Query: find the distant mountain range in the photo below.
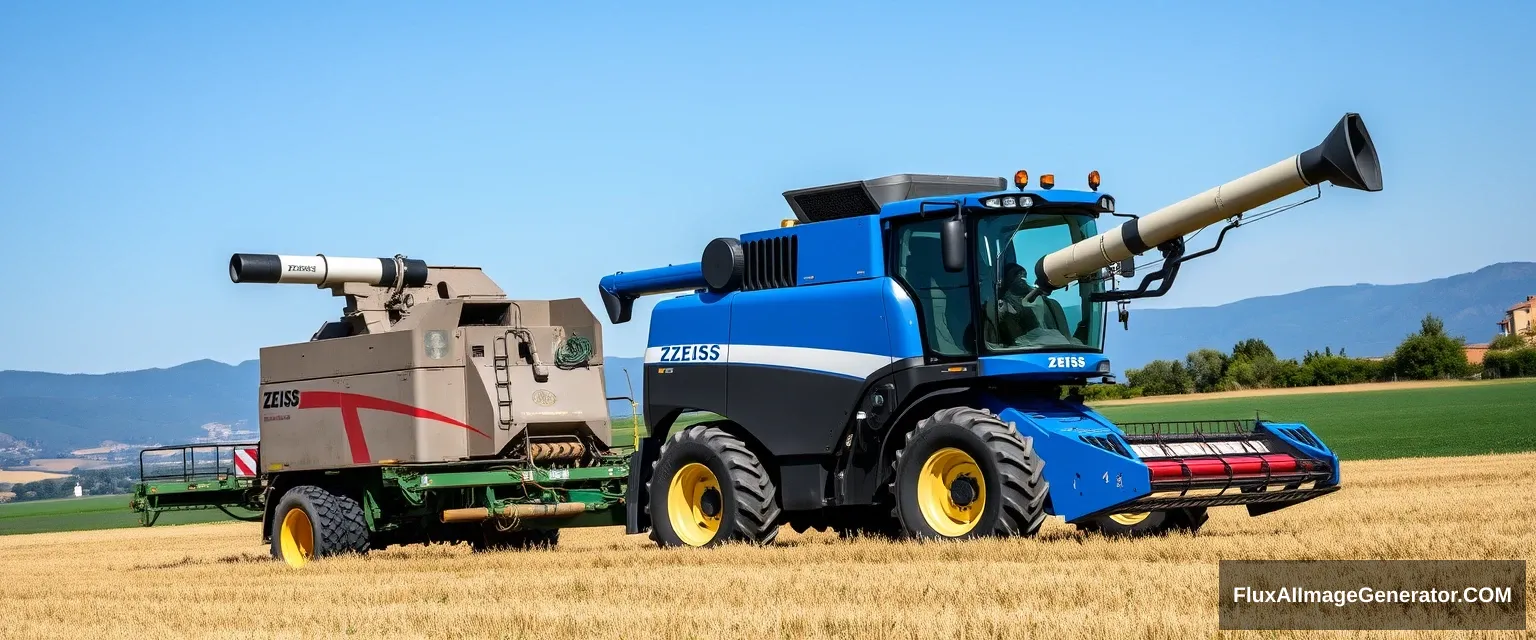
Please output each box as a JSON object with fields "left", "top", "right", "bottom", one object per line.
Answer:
{"left": 0, "top": 360, "right": 260, "bottom": 454}
{"left": 1107, "top": 262, "right": 1535, "bottom": 369}
{"left": 0, "top": 357, "right": 646, "bottom": 456}
{"left": 2, "top": 263, "right": 1530, "bottom": 454}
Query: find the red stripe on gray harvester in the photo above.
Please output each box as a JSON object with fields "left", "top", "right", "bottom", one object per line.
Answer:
{"left": 297, "top": 391, "right": 490, "bottom": 464}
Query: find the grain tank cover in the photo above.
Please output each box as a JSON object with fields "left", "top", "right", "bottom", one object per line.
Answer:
{"left": 783, "top": 173, "right": 1006, "bottom": 223}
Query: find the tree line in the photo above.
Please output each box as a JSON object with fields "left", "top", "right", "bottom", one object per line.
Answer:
{"left": 1484, "top": 322, "right": 1536, "bottom": 378}
{"left": 1091, "top": 314, "right": 1513, "bottom": 399}
{"left": 4, "top": 465, "right": 138, "bottom": 502}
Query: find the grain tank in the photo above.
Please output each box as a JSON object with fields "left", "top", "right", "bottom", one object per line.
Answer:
{"left": 230, "top": 253, "right": 614, "bottom": 471}
{"left": 199, "top": 254, "right": 635, "bottom": 566}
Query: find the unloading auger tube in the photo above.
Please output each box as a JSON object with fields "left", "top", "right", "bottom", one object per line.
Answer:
{"left": 229, "top": 253, "right": 429, "bottom": 288}
{"left": 1033, "top": 113, "right": 1383, "bottom": 290}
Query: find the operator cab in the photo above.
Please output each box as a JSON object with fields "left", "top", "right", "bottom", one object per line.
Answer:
{"left": 784, "top": 173, "right": 1115, "bottom": 363}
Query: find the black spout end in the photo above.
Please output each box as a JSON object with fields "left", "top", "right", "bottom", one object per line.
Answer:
{"left": 1299, "top": 113, "right": 1382, "bottom": 192}
{"left": 229, "top": 253, "right": 281, "bottom": 283}
{"left": 600, "top": 286, "right": 634, "bottom": 324}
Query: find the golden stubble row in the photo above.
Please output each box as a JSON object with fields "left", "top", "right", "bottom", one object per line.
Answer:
{"left": 2, "top": 452, "right": 1532, "bottom": 640}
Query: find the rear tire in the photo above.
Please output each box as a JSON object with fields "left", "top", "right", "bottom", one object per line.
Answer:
{"left": 269, "top": 485, "right": 369, "bottom": 567}
{"left": 1074, "top": 508, "right": 1208, "bottom": 537}
{"left": 647, "top": 424, "right": 781, "bottom": 548}
{"left": 891, "top": 407, "right": 1047, "bottom": 540}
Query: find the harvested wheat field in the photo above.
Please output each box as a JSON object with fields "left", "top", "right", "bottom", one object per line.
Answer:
{"left": 2, "top": 453, "right": 1532, "bottom": 640}
{"left": 18, "top": 458, "right": 123, "bottom": 472}
{"left": 0, "top": 469, "right": 69, "bottom": 483}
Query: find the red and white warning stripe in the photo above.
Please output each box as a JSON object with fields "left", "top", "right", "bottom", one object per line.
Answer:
{"left": 234, "top": 447, "right": 259, "bottom": 477}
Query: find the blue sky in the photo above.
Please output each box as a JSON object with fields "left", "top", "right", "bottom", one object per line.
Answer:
{"left": 1, "top": 2, "right": 1531, "bottom": 373}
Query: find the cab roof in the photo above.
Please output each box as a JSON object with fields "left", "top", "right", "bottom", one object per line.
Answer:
{"left": 876, "top": 189, "right": 1116, "bottom": 219}
{"left": 783, "top": 173, "right": 1115, "bottom": 223}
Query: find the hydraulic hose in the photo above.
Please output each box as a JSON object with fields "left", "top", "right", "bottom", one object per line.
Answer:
{"left": 555, "top": 335, "right": 594, "bottom": 369}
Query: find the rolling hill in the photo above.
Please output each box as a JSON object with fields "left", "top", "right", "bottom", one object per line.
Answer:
{"left": 0, "top": 360, "right": 259, "bottom": 454}
{"left": 0, "top": 357, "right": 646, "bottom": 455}
{"left": 1, "top": 263, "right": 1529, "bottom": 453}
{"left": 1107, "top": 261, "right": 1535, "bottom": 369}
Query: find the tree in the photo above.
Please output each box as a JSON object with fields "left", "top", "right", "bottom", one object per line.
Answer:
{"left": 1272, "top": 358, "right": 1308, "bottom": 387}
{"left": 1231, "top": 338, "right": 1276, "bottom": 362}
{"left": 1391, "top": 314, "right": 1471, "bottom": 380}
{"left": 1126, "top": 359, "right": 1194, "bottom": 396}
{"left": 1185, "top": 348, "right": 1229, "bottom": 393}
{"left": 1225, "top": 359, "right": 1259, "bottom": 389}
{"left": 1490, "top": 333, "right": 1527, "bottom": 351}
{"left": 1484, "top": 347, "right": 1536, "bottom": 378}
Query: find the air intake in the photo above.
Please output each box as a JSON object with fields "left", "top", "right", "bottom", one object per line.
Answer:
{"left": 782, "top": 174, "right": 1007, "bottom": 223}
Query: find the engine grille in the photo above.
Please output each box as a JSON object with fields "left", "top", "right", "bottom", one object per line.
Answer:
{"left": 743, "top": 235, "right": 798, "bottom": 291}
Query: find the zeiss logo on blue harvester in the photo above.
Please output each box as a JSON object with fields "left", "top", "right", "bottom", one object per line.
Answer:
{"left": 656, "top": 344, "right": 724, "bottom": 363}
{"left": 1047, "top": 356, "right": 1088, "bottom": 368}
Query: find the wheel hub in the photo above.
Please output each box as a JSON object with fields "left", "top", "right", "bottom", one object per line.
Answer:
{"left": 916, "top": 447, "right": 987, "bottom": 537}
{"left": 666, "top": 462, "right": 724, "bottom": 546}
{"left": 699, "top": 487, "right": 722, "bottom": 518}
{"left": 949, "top": 475, "right": 979, "bottom": 507}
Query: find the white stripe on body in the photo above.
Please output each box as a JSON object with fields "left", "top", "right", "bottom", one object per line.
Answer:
{"left": 646, "top": 344, "right": 892, "bottom": 380}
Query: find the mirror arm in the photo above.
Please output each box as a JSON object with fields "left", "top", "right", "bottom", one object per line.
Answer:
{"left": 1089, "top": 238, "right": 1186, "bottom": 302}
{"left": 1174, "top": 216, "right": 1241, "bottom": 264}
{"left": 1089, "top": 214, "right": 1246, "bottom": 303}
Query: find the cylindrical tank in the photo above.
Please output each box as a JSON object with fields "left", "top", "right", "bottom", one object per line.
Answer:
{"left": 1035, "top": 113, "right": 1382, "bottom": 289}
{"left": 229, "top": 253, "right": 429, "bottom": 288}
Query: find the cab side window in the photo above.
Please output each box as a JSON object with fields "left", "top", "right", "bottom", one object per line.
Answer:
{"left": 892, "top": 220, "right": 974, "bottom": 357}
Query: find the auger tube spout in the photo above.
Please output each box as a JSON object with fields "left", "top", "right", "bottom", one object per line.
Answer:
{"left": 1034, "top": 113, "right": 1382, "bottom": 289}
{"left": 598, "top": 262, "right": 706, "bottom": 324}
{"left": 229, "top": 253, "right": 429, "bottom": 288}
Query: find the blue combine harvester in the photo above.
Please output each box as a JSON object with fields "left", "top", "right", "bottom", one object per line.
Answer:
{"left": 602, "top": 114, "right": 1383, "bottom": 546}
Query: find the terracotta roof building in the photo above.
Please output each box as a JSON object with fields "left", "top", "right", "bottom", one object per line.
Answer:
{"left": 1497, "top": 295, "right": 1535, "bottom": 340}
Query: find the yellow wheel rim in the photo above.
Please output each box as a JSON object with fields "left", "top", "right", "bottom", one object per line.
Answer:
{"left": 667, "top": 462, "right": 723, "bottom": 546}
{"left": 916, "top": 447, "right": 986, "bottom": 537}
{"left": 1108, "top": 512, "right": 1151, "bottom": 526}
{"left": 279, "top": 508, "right": 315, "bottom": 568}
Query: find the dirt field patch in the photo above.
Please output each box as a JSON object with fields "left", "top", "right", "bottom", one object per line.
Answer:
{"left": 1, "top": 452, "right": 1531, "bottom": 639}
{"left": 0, "top": 470, "right": 70, "bottom": 483}
{"left": 18, "top": 458, "right": 123, "bottom": 472}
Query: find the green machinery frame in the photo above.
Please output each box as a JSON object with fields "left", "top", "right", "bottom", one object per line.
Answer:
{"left": 129, "top": 443, "right": 263, "bottom": 526}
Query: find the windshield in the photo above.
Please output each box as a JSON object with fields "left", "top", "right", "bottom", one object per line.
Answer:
{"left": 975, "top": 211, "right": 1104, "bottom": 352}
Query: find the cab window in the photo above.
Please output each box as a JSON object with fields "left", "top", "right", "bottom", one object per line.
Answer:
{"left": 892, "top": 219, "right": 974, "bottom": 357}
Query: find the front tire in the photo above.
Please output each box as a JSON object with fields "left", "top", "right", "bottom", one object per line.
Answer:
{"left": 1074, "top": 508, "right": 1208, "bottom": 537}
{"left": 647, "top": 424, "right": 780, "bottom": 548}
{"left": 891, "top": 407, "right": 1047, "bottom": 540}
{"left": 269, "top": 485, "right": 369, "bottom": 567}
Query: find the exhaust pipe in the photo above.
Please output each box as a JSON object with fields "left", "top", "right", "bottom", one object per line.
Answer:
{"left": 440, "top": 502, "right": 588, "bottom": 524}
{"left": 1035, "top": 113, "right": 1382, "bottom": 289}
{"left": 229, "top": 253, "right": 429, "bottom": 288}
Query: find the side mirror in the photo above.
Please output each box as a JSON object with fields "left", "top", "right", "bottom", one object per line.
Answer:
{"left": 941, "top": 218, "right": 966, "bottom": 273}
{"left": 1118, "top": 257, "right": 1136, "bottom": 278}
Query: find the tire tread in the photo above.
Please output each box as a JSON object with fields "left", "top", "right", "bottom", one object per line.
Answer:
{"left": 647, "top": 423, "right": 780, "bottom": 546}
{"left": 889, "top": 406, "right": 1048, "bottom": 539}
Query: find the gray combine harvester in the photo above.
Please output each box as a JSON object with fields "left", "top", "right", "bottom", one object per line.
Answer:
{"left": 136, "top": 253, "right": 635, "bottom": 567}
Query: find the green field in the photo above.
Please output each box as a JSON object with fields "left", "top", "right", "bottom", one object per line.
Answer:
{"left": 0, "top": 494, "right": 257, "bottom": 536}
{"left": 1095, "top": 379, "right": 1536, "bottom": 460}
{"left": 611, "top": 411, "right": 721, "bottom": 448}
